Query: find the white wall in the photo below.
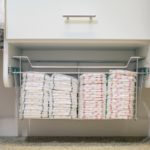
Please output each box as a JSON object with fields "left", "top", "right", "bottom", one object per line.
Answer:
{"left": 0, "top": 0, "right": 4, "bottom": 28}
{"left": 0, "top": 52, "right": 18, "bottom": 136}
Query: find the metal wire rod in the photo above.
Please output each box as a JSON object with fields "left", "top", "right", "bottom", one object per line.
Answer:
{"left": 17, "top": 118, "right": 140, "bottom": 120}
{"left": 12, "top": 56, "right": 142, "bottom": 69}
{"left": 12, "top": 71, "right": 145, "bottom": 75}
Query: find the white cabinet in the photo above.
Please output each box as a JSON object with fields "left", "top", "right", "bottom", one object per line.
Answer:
{"left": 6, "top": 0, "right": 150, "bottom": 40}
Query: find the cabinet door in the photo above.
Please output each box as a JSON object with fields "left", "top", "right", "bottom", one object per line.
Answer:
{"left": 6, "top": 0, "right": 150, "bottom": 39}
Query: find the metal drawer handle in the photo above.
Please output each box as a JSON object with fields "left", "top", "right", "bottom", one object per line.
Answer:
{"left": 63, "top": 15, "right": 96, "bottom": 21}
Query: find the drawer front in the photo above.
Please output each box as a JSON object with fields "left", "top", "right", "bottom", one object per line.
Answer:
{"left": 6, "top": 0, "right": 150, "bottom": 39}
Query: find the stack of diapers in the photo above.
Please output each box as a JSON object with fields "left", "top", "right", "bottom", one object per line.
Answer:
{"left": 106, "top": 70, "right": 137, "bottom": 119}
{"left": 49, "top": 74, "right": 78, "bottom": 119}
{"left": 19, "top": 72, "right": 51, "bottom": 119}
{"left": 79, "top": 73, "right": 106, "bottom": 119}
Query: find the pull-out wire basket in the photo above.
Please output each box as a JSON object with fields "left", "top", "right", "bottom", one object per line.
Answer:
{"left": 12, "top": 56, "right": 144, "bottom": 120}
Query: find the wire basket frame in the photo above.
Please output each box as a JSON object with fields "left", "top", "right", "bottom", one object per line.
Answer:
{"left": 12, "top": 56, "right": 143, "bottom": 120}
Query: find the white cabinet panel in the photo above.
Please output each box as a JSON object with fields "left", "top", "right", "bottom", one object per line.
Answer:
{"left": 6, "top": 0, "right": 150, "bottom": 39}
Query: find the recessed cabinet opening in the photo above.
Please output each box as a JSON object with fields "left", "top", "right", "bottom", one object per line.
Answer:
{"left": 3, "top": 41, "right": 150, "bottom": 121}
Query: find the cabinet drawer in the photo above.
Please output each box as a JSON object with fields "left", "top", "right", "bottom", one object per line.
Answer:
{"left": 6, "top": 0, "right": 150, "bottom": 39}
